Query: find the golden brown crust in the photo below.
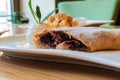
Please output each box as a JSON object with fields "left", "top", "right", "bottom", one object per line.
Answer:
{"left": 33, "top": 27, "right": 120, "bottom": 52}
{"left": 63, "top": 27, "right": 120, "bottom": 51}
{"left": 33, "top": 29, "right": 50, "bottom": 48}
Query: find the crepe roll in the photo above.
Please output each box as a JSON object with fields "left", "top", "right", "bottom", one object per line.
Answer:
{"left": 33, "top": 27, "right": 120, "bottom": 52}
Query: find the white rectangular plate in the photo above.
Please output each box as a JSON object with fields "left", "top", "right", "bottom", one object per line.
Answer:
{"left": 0, "top": 34, "right": 120, "bottom": 71}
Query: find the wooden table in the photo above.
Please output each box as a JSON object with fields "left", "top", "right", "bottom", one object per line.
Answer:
{"left": 0, "top": 53, "right": 119, "bottom": 80}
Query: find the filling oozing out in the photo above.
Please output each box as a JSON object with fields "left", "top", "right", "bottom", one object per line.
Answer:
{"left": 38, "top": 31, "right": 87, "bottom": 50}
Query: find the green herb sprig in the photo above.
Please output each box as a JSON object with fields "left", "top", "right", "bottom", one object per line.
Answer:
{"left": 28, "top": 0, "right": 57, "bottom": 24}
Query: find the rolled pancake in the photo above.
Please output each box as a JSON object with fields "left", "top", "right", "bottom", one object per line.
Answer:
{"left": 33, "top": 27, "right": 120, "bottom": 52}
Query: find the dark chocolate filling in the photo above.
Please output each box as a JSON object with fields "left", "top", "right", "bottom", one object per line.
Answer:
{"left": 38, "top": 31, "right": 87, "bottom": 50}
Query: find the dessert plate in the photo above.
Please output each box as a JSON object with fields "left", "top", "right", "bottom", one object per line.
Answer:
{"left": 74, "top": 17, "right": 114, "bottom": 26}
{"left": 85, "top": 20, "right": 114, "bottom": 26}
{"left": 0, "top": 34, "right": 120, "bottom": 71}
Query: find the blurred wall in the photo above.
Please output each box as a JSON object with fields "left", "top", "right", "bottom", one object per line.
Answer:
{"left": 20, "top": 0, "right": 55, "bottom": 24}
{"left": 13, "top": 0, "right": 20, "bottom": 11}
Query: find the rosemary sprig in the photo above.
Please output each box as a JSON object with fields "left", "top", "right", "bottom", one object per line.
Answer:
{"left": 28, "top": 0, "right": 58, "bottom": 24}
{"left": 36, "top": 5, "right": 41, "bottom": 24}
{"left": 28, "top": 0, "right": 38, "bottom": 24}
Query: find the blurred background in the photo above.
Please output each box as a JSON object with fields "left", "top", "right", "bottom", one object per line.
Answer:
{"left": 0, "top": 0, "right": 120, "bottom": 36}
{"left": 1, "top": 0, "right": 119, "bottom": 24}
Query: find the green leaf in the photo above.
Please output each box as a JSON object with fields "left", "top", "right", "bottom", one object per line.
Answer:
{"left": 36, "top": 5, "right": 41, "bottom": 24}
{"left": 28, "top": 0, "right": 58, "bottom": 25}
{"left": 28, "top": 0, "right": 38, "bottom": 24}
{"left": 41, "top": 8, "right": 58, "bottom": 24}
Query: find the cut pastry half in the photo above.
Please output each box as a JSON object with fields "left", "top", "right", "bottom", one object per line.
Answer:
{"left": 33, "top": 27, "right": 120, "bottom": 52}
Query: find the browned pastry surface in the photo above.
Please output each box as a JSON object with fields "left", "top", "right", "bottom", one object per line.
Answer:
{"left": 33, "top": 27, "right": 120, "bottom": 52}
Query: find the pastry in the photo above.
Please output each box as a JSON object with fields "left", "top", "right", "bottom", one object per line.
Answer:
{"left": 33, "top": 27, "right": 120, "bottom": 52}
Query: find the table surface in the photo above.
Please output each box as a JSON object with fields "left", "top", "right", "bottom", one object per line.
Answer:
{"left": 0, "top": 53, "right": 119, "bottom": 80}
